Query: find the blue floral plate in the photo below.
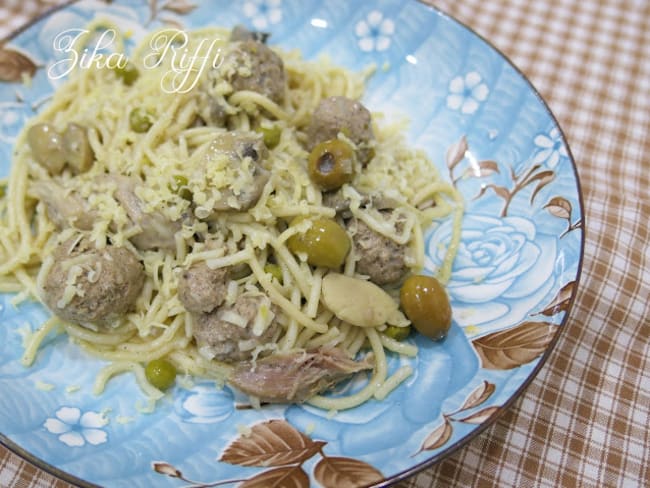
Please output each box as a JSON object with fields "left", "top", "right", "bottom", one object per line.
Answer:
{"left": 0, "top": 1, "right": 584, "bottom": 486}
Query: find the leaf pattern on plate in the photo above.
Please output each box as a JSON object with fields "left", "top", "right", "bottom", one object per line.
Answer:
{"left": 220, "top": 419, "right": 326, "bottom": 467}
{"left": 544, "top": 196, "right": 583, "bottom": 237}
{"left": 240, "top": 465, "right": 310, "bottom": 488}
{"left": 313, "top": 456, "right": 384, "bottom": 488}
{"left": 414, "top": 380, "right": 499, "bottom": 454}
{"left": 446, "top": 135, "right": 468, "bottom": 173}
{"left": 528, "top": 169, "right": 555, "bottom": 203}
{"left": 156, "top": 418, "right": 382, "bottom": 487}
{"left": 477, "top": 163, "right": 556, "bottom": 217}
{"left": 458, "top": 380, "right": 496, "bottom": 411}
{"left": 0, "top": 46, "right": 38, "bottom": 82}
{"left": 535, "top": 281, "right": 576, "bottom": 317}
{"left": 162, "top": 0, "right": 198, "bottom": 15}
{"left": 472, "top": 321, "right": 557, "bottom": 370}
{"left": 544, "top": 196, "right": 572, "bottom": 220}
{"left": 446, "top": 135, "right": 501, "bottom": 184}
{"left": 455, "top": 405, "right": 500, "bottom": 424}
{"left": 152, "top": 462, "right": 182, "bottom": 478}
{"left": 414, "top": 417, "right": 453, "bottom": 454}
{"left": 147, "top": 0, "right": 198, "bottom": 26}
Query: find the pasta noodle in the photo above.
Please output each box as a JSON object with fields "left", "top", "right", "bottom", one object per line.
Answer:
{"left": 0, "top": 24, "right": 463, "bottom": 410}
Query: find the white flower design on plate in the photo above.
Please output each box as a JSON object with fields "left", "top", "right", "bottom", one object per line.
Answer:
{"left": 43, "top": 407, "right": 108, "bottom": 447}
{"left": 0, "top": 102, "right": 30, "bottom": 144}
{"left": 532, "top": 127, "right": 568, "bottom": 169}
{"left": 355, "top": 10, "right": 395, "bottom": 52}
{"left": 243, "top": 0, "right": 282, "bottom": 31}
{"left": 446, "top": 72, "right": 489, "bottom": 114}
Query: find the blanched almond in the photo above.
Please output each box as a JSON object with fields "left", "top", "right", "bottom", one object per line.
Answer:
{"left": 321, "top": 273, "right": 398, "bottom": 327}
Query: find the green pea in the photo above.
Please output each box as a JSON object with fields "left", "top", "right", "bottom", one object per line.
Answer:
{"left": 129, "top": 107, "right": 154, "bottom": 133}
{"left": 112, "top": 61, "right": 139, "bottom": 86}
{"left": 170, "top": 174, "right": 192, "bottom": 201}
{"left": 145, "top": 358, "right": 176, "bottom": 390}
{"left": 264, "top": 263, "right": 283, "bottom": 282}
{"left": 258, "top": 125, "right": 281, "bottom": 149}
{"left": 383, "top": 325, "right": 411, "bottom": 341}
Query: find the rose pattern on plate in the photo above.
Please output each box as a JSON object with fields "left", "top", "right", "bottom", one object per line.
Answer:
{"left": 43, "top": 407, "right": 108, "bottom": 447}
{"left": 426, "top": 213, "right": 558, "bottom": 334}
{"left": 174, "top": 382, "right": 234, "bottom": 424}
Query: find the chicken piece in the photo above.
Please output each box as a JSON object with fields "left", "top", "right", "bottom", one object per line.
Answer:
{"left": 40, "top": 236, "right": 144, "bottom": 328}
{"left": 178, "top": 262, "right": 230, "bottom": 313}
{"left": 29, "top": 180, "right": 97, "bottom": 230}
{"left": 229, "top": 348, "right": 374, "bottom": 403}
{"left": 307, "top": 96, "right": 375, "bottom": 165}
{"left": 352, "top": 218, "right": 409, "bottom": 285}
{"left": 106, "top": 175, "right": 181, "bottom": 251}
{"left": 192, "top": 294, "right": 279, "bottom": 362}
{"left": 223, "top": 40, "right": 286, "bottom": 104}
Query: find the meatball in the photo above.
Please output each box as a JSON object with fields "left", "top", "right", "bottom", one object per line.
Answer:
{"left": 307, "top": 96, "right": 375, "bottom": 165}
{"left": 40, "top": 237, "right": 144, "bottom": 328}
{"left": 178, "top": 262, "right": 230, "bottom": 314}
{"left": 192, "top": 294, "right": 279, "bottom": 362}
{"left": 224, "top": 40, "right": 286, "bottom": 104}
{"left": 352, "top": 219, "right": 408, "bottom": 285}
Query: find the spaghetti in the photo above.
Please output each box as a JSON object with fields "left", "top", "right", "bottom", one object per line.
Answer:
{"left": 0, "top": 25, "right": 464, "bottom": 410}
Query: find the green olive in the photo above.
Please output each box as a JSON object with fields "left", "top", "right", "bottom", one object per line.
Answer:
{"left": 145, "top": 358, "right": 177, "bottom": 390}
{"left": 257, "top": 125, "right": 281, "bottom": 149}
{"left": 264, "top": 263, "right": 283, "bottom": 282}
{"left": 27, "top": 123, "right": 66, "bottom": 174}
{"left": 287, "top": 217, "right": 350, "bottom": 269}
{"left": 383, "top": 324, "right": 411, "bottom": 341}
{"left": 308, "top": 139, "right": 355, "bottom": 191}
{"left": 112, "top": 61, "right": 139, "bottom": 85}
{"left": 400, "top": 275, "right": 452, "bottom": 341}
{"left": 62, "top": 123, "right": 93, "bottom": 173}
{"left": 170, "top": 174, "right": 192, "bottom": 201}
{"left": 129, "top": 107, "right": 154, "bottom": 133}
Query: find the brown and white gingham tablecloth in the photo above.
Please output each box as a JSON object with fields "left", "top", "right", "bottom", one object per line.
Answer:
{"left": 1, "top": 0, "right": 648, "bottom": 487}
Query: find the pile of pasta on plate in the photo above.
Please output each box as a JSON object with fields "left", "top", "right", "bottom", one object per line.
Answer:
{"left": 0, "top": 24, "right": 463, "bottom": 410}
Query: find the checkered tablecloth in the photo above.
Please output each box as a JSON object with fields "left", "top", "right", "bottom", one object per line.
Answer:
{"left": 1, "top": 0, "right": 648, "bottom": 487}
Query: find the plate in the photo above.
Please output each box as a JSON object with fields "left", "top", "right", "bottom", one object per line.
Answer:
{"left": 0, "top": 0, "right": 584, "bottom": 486}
